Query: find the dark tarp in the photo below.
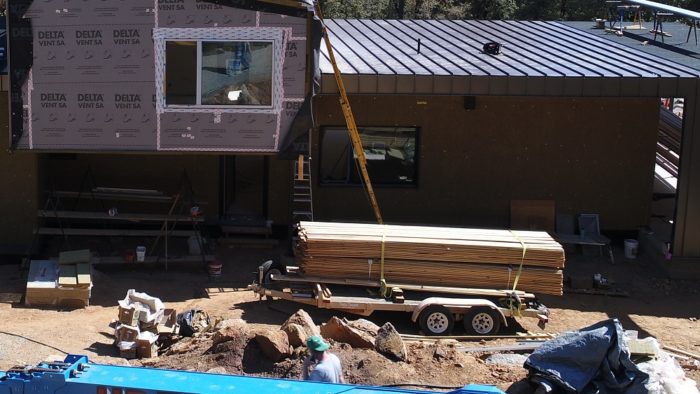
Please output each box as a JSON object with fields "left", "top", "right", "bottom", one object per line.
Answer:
{"left": 525, "top": 318, "right": 649, "bottom": 394}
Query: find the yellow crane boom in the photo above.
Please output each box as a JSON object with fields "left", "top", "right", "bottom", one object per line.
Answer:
{"left": 314, "top": 3, "right": 383, "bottom": 224}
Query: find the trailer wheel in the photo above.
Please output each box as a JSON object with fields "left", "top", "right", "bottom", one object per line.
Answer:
{"left": 418, "top": 305, "right": 454, "bottom": 336}
{"left": 463, "top": 307, "right": 501, "bottom": 335}
{"left": 259, "top": 260, "right": 287, "bottom": 287}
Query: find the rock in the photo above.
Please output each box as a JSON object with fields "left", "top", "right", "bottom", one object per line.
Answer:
{"left": 347, "top": 319, "right": 380, "bottom": 337}
{"left": 206, "top": 366, "right": 228, "bottom": 374}
{"left": 375, "top": 322, "right": 407, "bottom": 361}
{"left": 281, "top": 310, "right": 320, "bottom": 344}
{"left": 254, "top": 330, "right": 291, "bottom": 362}
{"left": 284, "top": 323, "right": 308, "bottom": 348}
{"left": 212, "top": 320, "right": 250, "bottom": 345}
{"left": 320, "top": 317, "right": 377, "bottom": 349}
{"left": 485, "top": 353, "right": 528, "bottom": 366}
{"left": 432, "top": 340, "right": 455, "bottom": 361}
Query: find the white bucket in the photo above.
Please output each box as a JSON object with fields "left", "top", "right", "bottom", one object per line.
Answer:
{"left": 624, "top": 239, "right": 638, "bottom": 260}
{"left": 136, "top": 246, "right": 146, "bottom": 262}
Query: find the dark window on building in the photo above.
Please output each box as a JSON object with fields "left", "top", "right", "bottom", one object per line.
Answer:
{"left": 164, "top": 40, "right": 273, "bottom": 107}
{"left": 165, "top": 41, "right": 197, "bottom": 105}
{"left": 320, "top": 127, "right": 418, "bottom": 185}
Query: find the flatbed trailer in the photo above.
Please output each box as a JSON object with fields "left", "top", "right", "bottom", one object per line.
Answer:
{"left": 251, "top": 262, "right": 549, "bottom": 336}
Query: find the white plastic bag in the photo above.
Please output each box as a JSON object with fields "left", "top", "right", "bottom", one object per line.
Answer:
{"left": 637, "top": 353, "right": 700, "bottom": 394}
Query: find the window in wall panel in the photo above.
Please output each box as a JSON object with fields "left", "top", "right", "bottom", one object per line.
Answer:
{"left": 200, "top": 41, "right": 273, "bottom": 106}
{"left": 164, "top": 40, "right": 273, "bottom": 107}
{"left": 320, "top": 127, "right": 417, "bottom": 185}
{"left": 165, "top": 41, "right": 197, "bottom": 105}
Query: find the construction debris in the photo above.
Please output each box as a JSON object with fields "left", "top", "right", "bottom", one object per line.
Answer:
{"left": 112, "top": 289, "right": 178, "bottom": 359}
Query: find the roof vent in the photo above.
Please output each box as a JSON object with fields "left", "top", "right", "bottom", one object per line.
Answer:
{"left": 482, "top": 42, "right": 501, "bottom": 55}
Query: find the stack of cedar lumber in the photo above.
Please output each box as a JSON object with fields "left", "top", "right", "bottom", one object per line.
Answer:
{"left": 296, "top": 221, "right": 564, "bottom": 295}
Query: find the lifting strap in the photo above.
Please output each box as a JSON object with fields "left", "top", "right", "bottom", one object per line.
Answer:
{"left": 379, "top": 227, "right": 390, "bottom": 297}
{"left": 509, "top": 230, "right": 528, "bottom": 316}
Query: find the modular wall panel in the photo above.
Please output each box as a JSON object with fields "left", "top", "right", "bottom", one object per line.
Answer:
{"left": 9, "top": 0, "right": 311, "bottom": 153}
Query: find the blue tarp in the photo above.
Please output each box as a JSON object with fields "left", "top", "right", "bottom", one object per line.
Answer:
{"left": 525, "top": 319, "right": 649, "bottom": 394}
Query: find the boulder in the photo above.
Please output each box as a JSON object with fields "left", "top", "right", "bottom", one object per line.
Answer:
{"left": 212, "top": 320, "right": 250, "bottom": 345}
{"left": 375, "top": 322, "right": 407, "bottom": 361}
{"left": 281, "top": 309, "right": 320, "bottom": 342}
{"left": 284, "top": 323, "right": 308, "bottom": 348}
{"left": 254, "top": 330, "right": 291, "bottom": 362}
{"left": 320, "top": 317, "right": 377, "bottom": 349}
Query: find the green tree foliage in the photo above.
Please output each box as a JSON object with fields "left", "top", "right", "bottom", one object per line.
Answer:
{"left": 514, "top": 0, "right": 561, "bottom": 20}
{"left": 469, "top": 0, "right": 517, "bottom": 19}
{"left": 317, "top": 0, "right": 608, "bottom": 20}
{"left": 317, "top": 0, "right": 393, "bottom": 19}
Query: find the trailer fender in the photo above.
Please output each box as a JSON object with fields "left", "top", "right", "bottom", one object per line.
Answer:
{"left": 410, "top": 297, "right": 507, "bottom": 326}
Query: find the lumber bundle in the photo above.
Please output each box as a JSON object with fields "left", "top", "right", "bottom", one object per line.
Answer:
{"left": 296, "top": 222, "right": 564, "bottom": 295}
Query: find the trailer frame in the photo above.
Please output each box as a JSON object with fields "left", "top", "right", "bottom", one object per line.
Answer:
{"left": 250, "top": 263, "right": 549, "bottom": 336}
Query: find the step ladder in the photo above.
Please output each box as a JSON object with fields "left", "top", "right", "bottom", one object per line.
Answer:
{"left": 292, "top": 154, "right": 314, "bottom": 222}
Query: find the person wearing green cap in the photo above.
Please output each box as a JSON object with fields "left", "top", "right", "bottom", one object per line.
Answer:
{"left": 302, "top": 335, "right": 345, "bottom": 384}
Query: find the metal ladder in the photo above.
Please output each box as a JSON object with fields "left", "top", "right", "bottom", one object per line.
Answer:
{"left": 291, "top": 154, "right": 314, "bottom": 222}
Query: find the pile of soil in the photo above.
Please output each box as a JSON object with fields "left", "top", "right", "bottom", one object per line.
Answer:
{"left": 138, "top": 326, "right": 526, "bottom": 391}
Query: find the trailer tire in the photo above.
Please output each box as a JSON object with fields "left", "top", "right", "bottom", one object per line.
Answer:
{"left": 463, "top": 307, "right": 501, "bottom": 335}
{"left": 418, "top": 305, "right": 454, "bottom": 336}
{"left": 259, "top": 260, "right": 287, "bottom": 287}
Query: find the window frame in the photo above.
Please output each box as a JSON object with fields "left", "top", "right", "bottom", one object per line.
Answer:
{"left": 164, "top": 38, "right": 276, "bottom": 110}
{"left": 318, "top": 126, "right": 420, "bottom": 188}
{"left": 153, "top": 27, "right": 285, "bottom": 117}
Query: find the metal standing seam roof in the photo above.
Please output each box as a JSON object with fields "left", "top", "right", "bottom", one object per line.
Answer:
{"left": 319, "top": 19, "right": 700, "bottom": 96}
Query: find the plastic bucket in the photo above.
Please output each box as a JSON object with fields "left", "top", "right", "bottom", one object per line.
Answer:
{"left": 624, "top": 239, "right": 638, "bottom": 259}
{"left": 136, "top": 246, "right": 146, "bottom": 262}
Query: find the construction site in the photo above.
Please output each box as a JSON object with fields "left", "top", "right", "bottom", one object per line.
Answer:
{"left": 0, "top": 0, "right": 699, "bottom": 393}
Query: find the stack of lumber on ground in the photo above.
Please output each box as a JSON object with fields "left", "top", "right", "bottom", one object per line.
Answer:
{"left": 296, "top": 222, "right": 564, "bottom": 295}
{"left": 25, "top": 250, "right": 93, "bottom": 308}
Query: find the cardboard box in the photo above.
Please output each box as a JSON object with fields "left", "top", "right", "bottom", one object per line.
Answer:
{"left": 114, "top": 324, "right": 139, "bottom": 343}
{"left": 157, "top": 308, "right": 179, "bottom": 334}
{"left": 118, "top": 341, "right": 137, "bottom": 359}
{"left": 136, "top": 339, "right": 159, "bottom": 359}
{"left": 139, "top": 321, "right": 158, "bottom": 334}
{"left": 118, "top": 306, "right": 139, "bottom": 326}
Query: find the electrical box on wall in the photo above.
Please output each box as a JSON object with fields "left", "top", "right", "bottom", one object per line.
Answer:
{"left": 464, "top": 96, "right": 476, "bottom": 110}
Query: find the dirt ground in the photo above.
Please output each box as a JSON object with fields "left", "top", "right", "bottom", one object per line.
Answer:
{"left": 1, "top": 243, "right": 698, "bottom": 392}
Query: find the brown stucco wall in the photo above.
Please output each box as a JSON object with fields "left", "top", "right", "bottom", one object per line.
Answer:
{"left": 0, "top": 94, "right": 41, "bottom": 245}
{"left": 310, "top": 95, "right": 659, "bottom": 231}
